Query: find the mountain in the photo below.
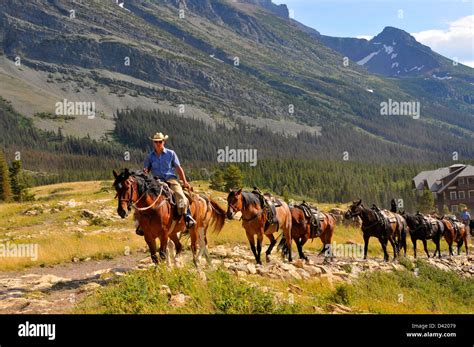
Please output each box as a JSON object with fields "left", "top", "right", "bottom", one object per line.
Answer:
{"left": 320, "top": 26, "right": 473, "bottom": 79}
{"left": 0, "top": 0, "right": 473, "bottom": 163}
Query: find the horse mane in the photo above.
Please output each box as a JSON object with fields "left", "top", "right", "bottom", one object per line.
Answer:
{"left": 241, "top": 191, "right": 261, "bottom": 208}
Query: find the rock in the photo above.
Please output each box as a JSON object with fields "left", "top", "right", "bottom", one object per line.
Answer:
{"left": 313, "top": 265, "right": 330, "bottom": 274}
{"left": 293, "top": 259, "right": 305, "bottom": 268}
{"left": 78, "top": 282, "right": 102, "bottom": 293}
{"left": 236, "top": 271, "right": 247, "bottom": 277}
{"left": 228, "top": 263, "right": 249, "bottom": 273}
{"left": 246, "top": 263, "right": 257, "bottom": 274}
{"left": 159, "top": 285, "right": 172, "bottom": 298}
{"left": 77, "top": 219, "right": 89, "bottom": 226}
{"left": 212, "top": 246, "right": 228, "bottom": 258}
{"left": 81, "top": 209, "right": 99, "bottom": 219}
{"left": 280, "top": 263, "right": 296, "bottom": 272}
{"left": 305, "top": 266, "right": 322, "bottom": 276}
{"left": 170, "top": 293, "right": 190, "bottom": 307}
{"left": 72, "top": 257, "right": 80, "bottom": 263}
{"left": 298, "top": 269, "right": 311, "bottom": 280}
{"left": 326, "top": 303, "right": 352, "bottom": 313}
{"left": 288, "top": 269, "right": 302, "bottom": 280}
{"left": 32, "top": 274, "right": 71, "bottom": 291}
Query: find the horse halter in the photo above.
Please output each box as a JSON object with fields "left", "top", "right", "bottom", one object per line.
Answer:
{"left": 345, "top": 206, "right": 361, "bottom": 218}
{"left": 227, "top": 201, "right": 239, "bottom": 216}
{"left": 116, "top": 176, "right": 138, "bottom": 211}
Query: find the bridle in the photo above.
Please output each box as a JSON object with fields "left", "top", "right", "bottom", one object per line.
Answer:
{"left": 228, "top": 196, "right": 264, "bottom": 222}
{"left": 116, "top": 176, "right": 166, "bottom": 212}
{"left": 115, "top": 176, "right": 138, "bottom": 211}
{"left": 347, "top": 205, "right": 381, "bottom": 231}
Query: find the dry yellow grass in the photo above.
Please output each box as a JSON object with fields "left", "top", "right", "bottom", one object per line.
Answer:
{"left": 0, "top": 180, "right": 461, "bottom": 271}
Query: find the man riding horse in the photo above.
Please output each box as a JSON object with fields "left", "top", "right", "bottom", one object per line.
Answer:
{"left": 135, "top": 132, "right": 195, "bottom": 235}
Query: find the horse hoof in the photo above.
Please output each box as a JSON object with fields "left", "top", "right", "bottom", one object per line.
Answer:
{"left": 265, "top": 256, "right": 270, "bottom": 263}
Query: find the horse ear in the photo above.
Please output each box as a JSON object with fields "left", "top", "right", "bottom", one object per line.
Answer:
{"left": 113, "top": 170, "right": 118, "bottom": 178}
{"left": 357, "top": 199, "right": 362, "bottom": 206}
{"left": 124, "top": 168, "right": 130, "bottom": 177}
{"left": 237, "top": 188, "right": 242, "bottom": 195}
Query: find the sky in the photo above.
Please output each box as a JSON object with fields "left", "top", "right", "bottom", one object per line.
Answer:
{"left": 273, "top": 0, "right": 474, "bottom": 67}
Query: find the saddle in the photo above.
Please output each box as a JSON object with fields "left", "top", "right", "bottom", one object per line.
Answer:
{"left": 298, "top": 202, "right": 324, "bottom": 238}
{"left": 446, "top": 215, "right": 462, "bottom": 239}
{"left": 417, "top": 213, "right": 440, "bottom": 237}
{"left": 371, "top": 205, "right": 396, "bottom": 233}
{"left": 252, "top": 187, "right": 280, "bottom": 231}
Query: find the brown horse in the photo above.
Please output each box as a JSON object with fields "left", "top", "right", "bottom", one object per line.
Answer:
{"left": 438, "top": 216, "right": 469, "bottom": 256}
{"left": 288, "top": 205, "right": 336, "bottom": 260}
{"left": 345, "top": 200, "right": 402, "bottom": 261}
{"left": 192, "top": 194, "right": 227, "bottom": 264}
{"left": 226, "top": 188, "right": 293, "bottom": 264}
{"left": 113, "top": 169, "right": 223, "bottom": 265}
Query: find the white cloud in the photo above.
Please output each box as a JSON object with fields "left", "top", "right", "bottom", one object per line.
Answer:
{"left": 412, "top": 15, "right": 473, "bottom": 65}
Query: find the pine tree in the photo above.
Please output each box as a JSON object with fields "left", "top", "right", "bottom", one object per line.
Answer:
{"left": 9, "top": 160, "right": 33, "bottom": 202}
{"left": 0, "top": 150, "right": 12, "bottom": 202}
{"left": 417, "top": 187, "right": 435, "bottom": 214}
{"left": 224, "top": 164, "right": 244, "bottom": 191}
{"left": 210, "top": 168, "right": 225, "bottom": 191}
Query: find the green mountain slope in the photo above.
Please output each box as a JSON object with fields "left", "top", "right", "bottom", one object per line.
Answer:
{"left": 0, "top": 0, "right": 472, "bottom": 160}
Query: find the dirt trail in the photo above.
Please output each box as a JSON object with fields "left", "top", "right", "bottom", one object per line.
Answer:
{"left": 0, "top": 252, "right": 147, "bottom": 314}
{"left": 0, "top": 244, "right": 472, "bottom": 314}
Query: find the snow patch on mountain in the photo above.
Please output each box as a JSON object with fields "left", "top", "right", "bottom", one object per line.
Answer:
{"left": 383, "top": 45, "right": 394, "bottom": 55}
{"left": 357, "top": 51, "right": 380, "bottom": 66}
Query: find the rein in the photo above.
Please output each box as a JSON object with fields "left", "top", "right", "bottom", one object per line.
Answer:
{"left": 132, "top": 185, "right": 164, "bottom": 211}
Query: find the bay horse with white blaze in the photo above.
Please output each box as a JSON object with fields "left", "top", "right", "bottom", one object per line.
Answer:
{"left": 113, "top": 169, "right": 225, "bottom": 265}
{"left": 226, "top": 188, "right": 293, "bottom": 264}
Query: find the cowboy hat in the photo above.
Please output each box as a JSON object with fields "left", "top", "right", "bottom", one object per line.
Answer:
{"left": 149, "top": 132, "right": 169, "bottom": 142}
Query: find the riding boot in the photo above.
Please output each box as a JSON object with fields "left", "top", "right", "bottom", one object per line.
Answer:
{"left": 185, "top": 207, "right": 196, "bottom": 229}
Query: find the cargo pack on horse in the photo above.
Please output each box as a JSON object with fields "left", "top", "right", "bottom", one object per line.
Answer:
{"left": 226, "top": 188, "right": 292, "bottom": 264}
{"left": 438, "top": 215, "right": 469, "bottom": 256}
{"left": 287, "top": 202, "right": 336, "bottom": 260}
{"left": 402, "top": 212, "right": 444, "bottom": 258}
{"left": 345, "top": 200, "right": 402, "bottom": 261}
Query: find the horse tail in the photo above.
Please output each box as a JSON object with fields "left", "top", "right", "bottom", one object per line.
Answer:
{"left": 209, "top": 199, "right": 226, "bottom": 234}
{"left": 277, "top": 232, "right": 290, "bottom": 257}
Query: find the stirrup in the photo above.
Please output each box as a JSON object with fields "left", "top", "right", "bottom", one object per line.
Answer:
{"left": 185, "top": 215, "right": 196, "bottom": 229}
